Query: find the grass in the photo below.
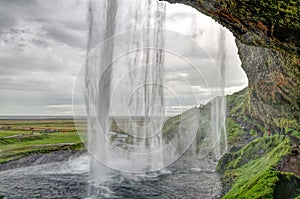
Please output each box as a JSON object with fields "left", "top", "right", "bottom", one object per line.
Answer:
{"left": 0, "top": 132, "right": 80, "bottom": 150}
{"left": 0, "top": 119, "right": 84, "bottom": 164}
{"left": 0, "top": 130, "right": 31, "bottom": 138}
{"left": 226, "top": 117, "right": 246, "bottom": 146}
{"left": 217, "top": 135, "right": 300, "bottom": 199}
{"left": 290, "top": 129, "right": 300, "bottom": 139}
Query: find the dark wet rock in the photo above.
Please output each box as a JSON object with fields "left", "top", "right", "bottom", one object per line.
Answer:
{"left": 273, "top": 172, "right": 300, "bottom": 199}
{"left": 277, "top": 135, "right": 300, "bottom": 176}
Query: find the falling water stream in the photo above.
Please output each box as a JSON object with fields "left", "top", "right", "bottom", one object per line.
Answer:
{"left": 84, "top": 0, "right": 169, "bottom": 175}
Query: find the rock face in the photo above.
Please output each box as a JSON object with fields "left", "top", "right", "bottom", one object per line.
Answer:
{"left": 236, "top": 41, "right": 299, "bottom": 129}
{"left": 163, "top": 0, "right": 300, "bottom": 130}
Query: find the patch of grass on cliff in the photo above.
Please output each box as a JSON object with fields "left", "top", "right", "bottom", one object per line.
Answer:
{"left": 162, "top": 114, "right": 181, "bottom": 141}
{"left": 226, "top": 88, "right": 256, "bottom": 147}
{"left": 290, "top": 129, "right": 300, "bottom": 139}
{"left": 162, "top": 107, "right": 199, "bottom": 142}
{"left": 226, "top": 117, "right": 246, "bottom": 146}
{"left": 218, "top": 136, "right": 293, "bottom": 198}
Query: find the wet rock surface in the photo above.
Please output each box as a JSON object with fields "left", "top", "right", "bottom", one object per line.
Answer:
{"left": 277, "top": 135, "right": 300, "bottom": 176}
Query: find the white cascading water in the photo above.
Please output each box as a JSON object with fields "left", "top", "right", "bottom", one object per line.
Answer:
{"left": 73, "top": 0, "right": 229, "bottom": 179}
{"left": 196, "top": 26, "right": 228, "bottom": 160}
{"left": 85, "top": 0, "right": 168, "bottom": 176}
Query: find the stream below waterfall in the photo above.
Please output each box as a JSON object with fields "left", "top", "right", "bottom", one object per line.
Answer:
{"left": 0, "top": 154, "right": 221, "bottom": 199}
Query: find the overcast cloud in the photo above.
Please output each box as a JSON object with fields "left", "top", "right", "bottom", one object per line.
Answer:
{"left": 0, "top": 1, "right": 247, "bottom": 115}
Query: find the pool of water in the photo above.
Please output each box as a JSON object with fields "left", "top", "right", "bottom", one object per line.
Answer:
{"left": 0, "top": 154, "right": 221, "bottom": 198}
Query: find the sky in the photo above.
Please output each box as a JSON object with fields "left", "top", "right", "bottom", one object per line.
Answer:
{"left": 0, "top": 0, "right": 247, "bottom": 116}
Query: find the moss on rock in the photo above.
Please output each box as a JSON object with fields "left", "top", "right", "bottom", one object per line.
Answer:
{"left": 217, "top": 135, "right": 300, "bottom": 198}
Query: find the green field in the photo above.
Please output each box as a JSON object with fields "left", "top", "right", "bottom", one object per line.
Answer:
{"left": 0, "top": 118, "right": 154, "bottom": 164}
{"left": 0, "top": 119, "right": 84, "bottom": 164}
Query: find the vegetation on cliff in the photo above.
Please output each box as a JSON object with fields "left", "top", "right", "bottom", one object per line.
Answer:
{"left": 226, "top": 87, "right": 299, "bottom": 146}
{"left": 217, "top": 135, "right": 300, "bottom": 199}
{"left": 218, "top": 89, "right": 300, "bottom": 199}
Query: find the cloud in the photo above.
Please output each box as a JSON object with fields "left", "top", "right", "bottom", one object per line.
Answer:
{"left": 0, "top": 0, "right": 88, "bottom": 49}
{"left": 42, "top": 21, "right": 87, "bottom": 49}
{"left": 0, "top": 11, "right": 16, "bottom": 30}
{"left": 0, "top": 0, "right": 89, "bottom": 115}
{"left": 0, "top": 0, "right": 247, "bottom": 115}
{"left": 31, "top": 39, "right": 48, "bottom": 48}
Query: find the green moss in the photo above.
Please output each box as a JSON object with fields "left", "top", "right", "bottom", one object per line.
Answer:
{"left": 226, "top": 117, "right": 245, "bottom": 146}
{"left": 162, "top": 114, "right": 181, "bottom": 141}
{"left": 290, "top": 130, "right": 300, "bottom": 139}
{"left": 110, "top": 133, "right": 118, "bottom": 142}
{"left": 274, "top": 118, "right": 299, "bottom": 130}
{"left": 162, "top": 107, "right": 200, "bottom": 143}
{"left": 221, "top": 0, "right": 300, "bottom": 30}
{"left": 217, "top": 136, "right": 294, "bottom": 199}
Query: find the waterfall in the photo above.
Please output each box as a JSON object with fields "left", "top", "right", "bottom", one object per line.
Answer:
{"left": 85, "top": 0, "right": 168, "bottom": 175}
{"left": 186, "top": 10, "right": 227, "bottom": 160}
{"left": 73, "top": 0, "right": 229, "bottom": 178}
{"left": 85, "top": 0, "right": 119, "bottom": 177}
